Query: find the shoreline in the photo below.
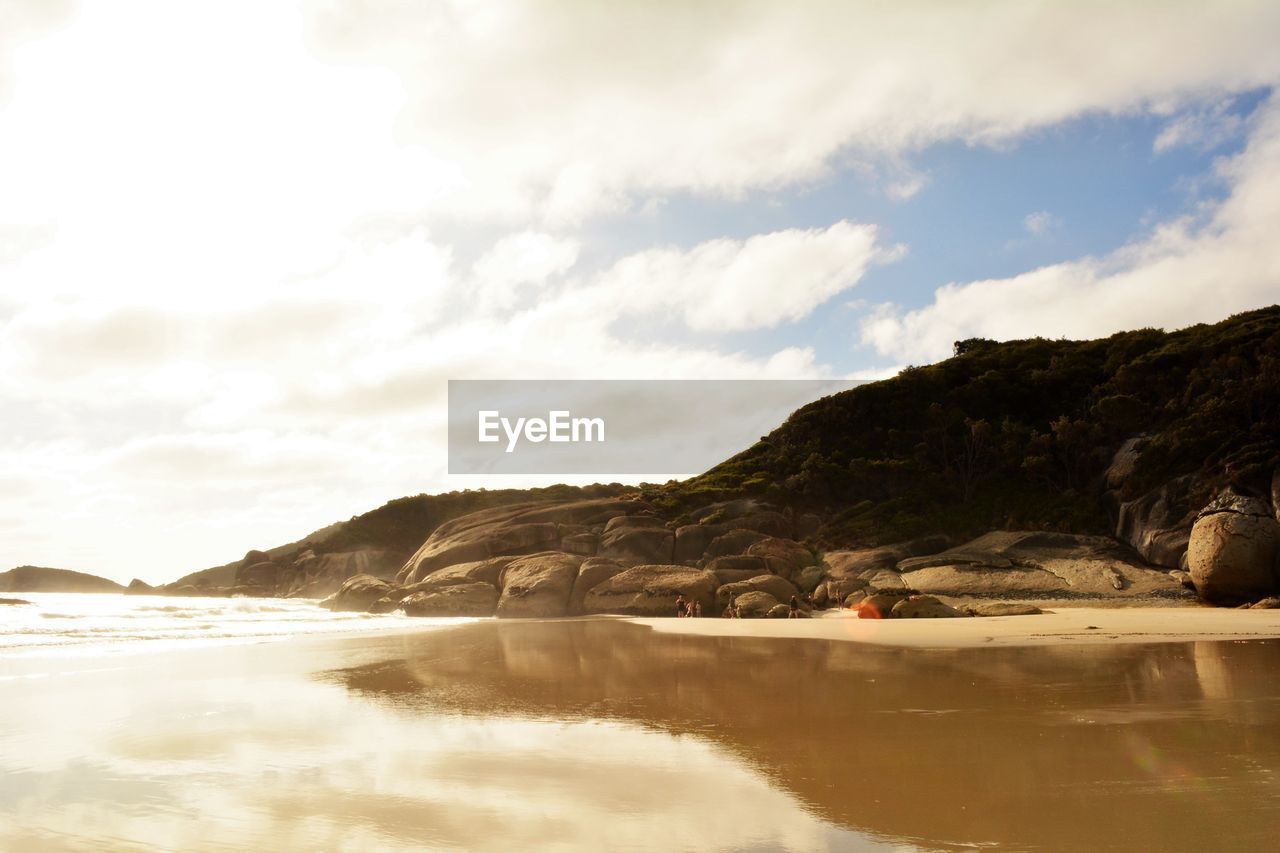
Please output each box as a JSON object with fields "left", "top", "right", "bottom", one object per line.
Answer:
{"left": 631, "top": 604, "right": 1280, "bottom": 648}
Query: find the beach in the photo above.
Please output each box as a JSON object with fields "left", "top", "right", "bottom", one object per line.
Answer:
{"left": 5, "top": 596, "right": 1280, "bottom": 850}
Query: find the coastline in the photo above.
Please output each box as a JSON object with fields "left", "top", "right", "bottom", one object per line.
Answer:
{"left": 631, "top": 604, "right": 1280, "bottom": 648}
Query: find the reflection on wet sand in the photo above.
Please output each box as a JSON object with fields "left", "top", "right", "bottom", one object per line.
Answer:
{"left": 330, "top": 620, "right": 1280, "bottom": 851}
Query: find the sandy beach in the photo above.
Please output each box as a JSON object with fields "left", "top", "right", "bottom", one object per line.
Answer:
{"left": 6, "top": 599, "right": 1280, "bottom": 851}
{"left": 634, "top": 604, "right": 1280, "bottom": 648}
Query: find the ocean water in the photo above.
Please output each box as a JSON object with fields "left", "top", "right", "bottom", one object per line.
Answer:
{"left": 0, "top": 592, "right": 469, "bottom": 658}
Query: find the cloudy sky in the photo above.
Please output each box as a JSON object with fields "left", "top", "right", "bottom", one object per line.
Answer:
{"left": 2, "top": 0, "right": 1279, "bottom": 583}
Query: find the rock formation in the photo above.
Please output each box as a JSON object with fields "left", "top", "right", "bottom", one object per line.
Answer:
{"left": 1187, "top": 490, "right": 1280, "bottom": 604}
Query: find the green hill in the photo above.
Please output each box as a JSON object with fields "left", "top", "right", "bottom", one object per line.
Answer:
{"left": 649, "top": 305, "right": 1280, "bottom": 549}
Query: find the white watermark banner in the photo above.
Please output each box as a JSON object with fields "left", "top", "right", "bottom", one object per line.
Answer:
{"left": 448, "top": 379, "right": 864, "bottom": 476}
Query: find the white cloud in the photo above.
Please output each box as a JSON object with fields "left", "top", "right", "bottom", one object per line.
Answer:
{"left": 862, "top": 96, "right": 1280, "bottom": 364}
{"left": 586, "top": 221, "right": 896, "bottom": 332}
{"left": 1154, "top": 97, "right": 1248, "bottom": 153}
{"left": 306, "top": 0, "right": 1280, "bottom": 222}
{"left": 1023, "top": 211, "right": 1059, "bottom": 236}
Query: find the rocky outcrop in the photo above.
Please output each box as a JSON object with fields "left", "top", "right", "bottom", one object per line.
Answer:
{"left": 967, "top": 602, "right": 1043, "bottom": 617}
{"left": 731, "top": 590, "right": 780, "bottom": 618}
{"left": 582, "top": 565, "right": 718, "bottom": 616}
{"left": 125, "top": 579, "right": 155, "bottom": 595}
{"left": 396, "top": 498, "right": 649, "bottom": 584}
{"left": 716, "top": 574, "right": 799, "bottom": 608}
{"left": 1104, "top": 438, "right": 1201, "bottom": 570}
{"left": 401, "top": 583, "right": 499, "bottom": 617}
{"left": 894, "top": 531, "right": 1182, "bottom": 598}
{"left": 891, "top": 595, "right": 965, "bottom": 619}
{"left": 1187, "top": 490, "right": 1280, "bottom": 605}
{"left": 596, "top": 516, "right": 673, "bottom": 565}
{"left": 496, "top": 552, "right": 583, "bottom": 618}
{"left": 569, "top": 557, "right": 626, "bottom": 614}
{"left": 320, "top": 574, "right": 394, "bottom": 612}
{"left": 0, "top": 566, "right": 124, "bottom": 594}
{"left": 0, "top": 597, "right": 31, "bottom": 605}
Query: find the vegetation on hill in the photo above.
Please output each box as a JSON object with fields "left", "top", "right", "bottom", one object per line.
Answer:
{"left": 648, "top": 306, "right": 1280, "bottom": 549}
{"left": 0, "top": 566, "right": 124, "bottom": 593}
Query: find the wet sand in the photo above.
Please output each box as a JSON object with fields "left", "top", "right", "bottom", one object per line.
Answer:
{"left": 636, "top": 604, "right": 1280, "bottom": 647}
{"left": 5, "top": 616, "right": 1280, "bottom": 850}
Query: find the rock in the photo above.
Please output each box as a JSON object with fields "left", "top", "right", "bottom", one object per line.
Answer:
{"left": 731, "top": 590, "right": 780, "bottom": 618}
{"left": 1188, "top": 496, "right": 1280, "bottom": 605}
{"left": 561, "top": 532, "right": 599, "bottom": 556}
{"left": 368, "top": 596, "right": 401, "bottom": 614}
{"left": 1168, "top": 570, "right": 1195, "bottom": 590}
{"left": 0, "top": 597, "right": 31, "bottom": 605}
{"left": 125, "top": 579, "right": 155, "bottom": 595}
{"left": 705, "top": 555, "right": 771, "bottom": 575}
{"left": 793, "top": 565, "right": 825, "bottom": 594}
{"left": 568, "top": 557, "right": 628, "bottom": 614}
{"left": 968, "top": 602, "right": 1043, "bottom": 617}
{"left": 1250, "top": 596, "right": 1280, "bottom": 609}
{"left": 823, "top": 536, "right": 950, "bottom": 580}
{"left": 397, "top": 498, "right": 648, "bottom": 583}
{"left": 320, "top": 574, "right": 394, "bottom": 612}
{"left": 716, "top": 574, "right": 799, "bottom": 607}
{"left": 897, "top": 552, "right": 1012, "bottom": 571}
{"left": 746, "top": 537, "right": 814, "bottom": 577}
{"left": 1114, "top": 475, "right": 1197, "bottom": 569}
{"left": 897, "top": 531, "right": 1179, "bottom": 598}
{"left": 236, "top": 560, "right": 282, "bottom": 588}
{"left": 582, "top": 565, "right": 718, "bottom": 616}
{"left": 891, "top": 595, "right": 966, "bottom": 619}
{"left": 704, "top": 529, "right": 772, "bottom": 560}
{"left": 496, "top": 552, "right": 583, "bottom": 618}
{"left": 402, "top": 557, "right": 514, "bottom": 593}
{"left": 401, "top": 583, "right": 499, "bottom": 617}
{"left": 767, "top": 603, "right": 792, "bottom": 618}
{"left": 597, "top": 518, "right": 674, "bottom": 565}
{"left": 1104, "top": 435, "right": 1148, "bottom": 490}
{"left": 857, "top": 591, "right": 913, "bottom": 619}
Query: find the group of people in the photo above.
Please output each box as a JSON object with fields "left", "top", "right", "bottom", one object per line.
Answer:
{"left": 674, "top": 595, "right": 703, "bottom": 618}
{"left": 675, "top": 591, "right": 839, "bottom": 619}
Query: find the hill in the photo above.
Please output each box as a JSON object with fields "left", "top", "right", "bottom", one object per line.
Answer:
{"left": 650, "top": 305, "right": 1280, "bottom": 550}
{"left": 160, "top": 306, "right": 1280, "bottom": 607}
{"left": 0, "top": 566, "right": 125, "bottom": 594}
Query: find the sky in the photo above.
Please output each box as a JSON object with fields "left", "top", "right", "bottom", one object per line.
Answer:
{"left": 2, "top": 0, "right": 1279, "bottom": 584}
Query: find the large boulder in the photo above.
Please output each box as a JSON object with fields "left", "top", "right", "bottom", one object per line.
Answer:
{"left": 746, "top": 537, "right": 814, "bottom": 577}
{"left": 1114, "top": 474, "right": 1198, "bottom": 569}
{"left": 582, "top": 565, "right": 718, "bottom": 616}
{"left": 823, "top": 536, "right": 950, "bottom": 580}
{"left": 404, "top": 556, "right": 514, "bottom": 592}
{"left": 568, "top": 557, "right": 627, "bottom": 614}
{"left": 891, "top": 595, "right": 966, "bottom": 619}
{"left": 896, "top": 531, "right": 1181, "bottom": 598}
{"left": 401, "top": 583, "right": 499, "bottom": 617}
{"left": 496, "top": 552, "right": 583, "bottom": 618}
{"left": 716, "top": 574, "right": 799, "bottom": 607}
{"left": 397, "top": 498, "right": 648, "bottom": 584}
{"left": 704, "top": 529, "right": 771, "bottom": 560}
{"left": 320, "top": 574, "right": 393, "bottom": 612}
{"left": 596, "top": 517, "right": 674, "bottom": 565}
{"left": 1188, "top": 491, "right": 1280, "bottom": 605}
{"left": 857, "top": 591, "right": 913, "bottom": 618}
{"left": 732, "top": 590, "right": 780, "bottom": 618}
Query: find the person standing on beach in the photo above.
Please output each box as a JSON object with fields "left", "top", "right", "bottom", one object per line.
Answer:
{"left": 789, "top": 595, "right": 800, "bottom": 618}
{"left": 675, "top": 594, "right": 686, "bottom": 617}
{"left": 693, "top": 601, "right": 702, "bottom": 618}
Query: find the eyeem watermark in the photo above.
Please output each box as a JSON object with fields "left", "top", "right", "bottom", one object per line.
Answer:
{"left": 449, "top": 379, "right": 865, "bottom": 476}
{"left": 478, "top": 410, "right": 605, "bottom": 453}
